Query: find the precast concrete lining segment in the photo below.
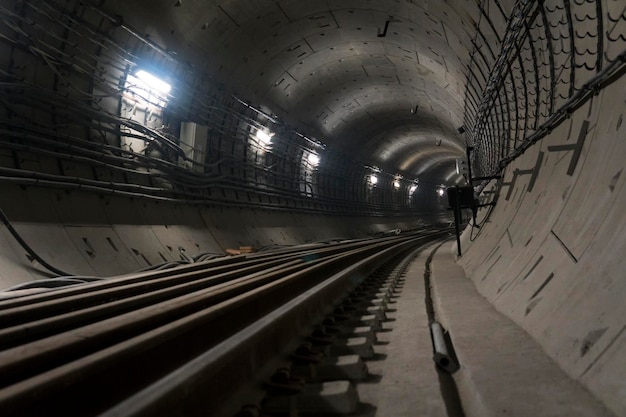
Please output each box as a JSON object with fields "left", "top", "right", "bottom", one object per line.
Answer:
{"left": 374, "top": 138, "right": 462, "bottom": 171}
{"left": 429, "top": 248, "right": 616, "bottom": 417}
{"left": 4, "top": 0, "right": 623, "bottom": 216}
{"left": 457, "top": 73, "right": 626, "bottom": 415}
{"left": 0, "top": 186, "right": 444, "bottom": 288}
{"left": 97, "top": 0, "right": 472, "bottom": 180}
{"left": 465, "top": 0, "right": 625, "bottom": 178}
{"left": 0, "top": 0, "right": 486, "bottom": 215}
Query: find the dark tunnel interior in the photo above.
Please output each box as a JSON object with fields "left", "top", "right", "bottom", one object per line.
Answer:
{"left": 0, "top": 0, "right": 625, "bottom": 416}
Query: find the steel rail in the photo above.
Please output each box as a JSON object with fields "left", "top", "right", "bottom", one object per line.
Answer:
{"left": 0, "top": 258, "right": 310, "bottom": 350}
{"left": 100, "top": 232, "right": 450, "bottom": 417}
{"left": 0, "top": 240, "right": 401, "bottom": 383}
{"left": 0, "top": 230, "right": 449, "bottom": 417}
{"left": 0, "top": 230, "right": 430, "bottom": 311}
{"left": 0, "top": 255, "right": 247, "bottom": 309}
{"left": 0, "top": 257, "right": 301, "bottom": 321}
{"left": 0, "top": 233, "right": 356, "bottom": 321}
{"left": 0, "top": 233, "right": 418, "bottom": 349}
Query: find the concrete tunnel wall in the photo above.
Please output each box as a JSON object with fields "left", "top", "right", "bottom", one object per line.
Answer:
{"left": 0, "top": 185, "right": 441, "bottom": 288}
{"left": 458, "top": 73, "right": 626, "bottom": 416}
{"left": 0, "top": 0, "right": 456, "bottom": 286}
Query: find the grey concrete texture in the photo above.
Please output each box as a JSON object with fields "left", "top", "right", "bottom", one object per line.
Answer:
{"left": 0, "top": 182, "right": 429, "bottom": 288}
{"left": 103, "top": 0, "right": 471, "bottom": 174}
{"left": 431, "top": 247, "right": 615, "bottom": 417}
{"left": 357, "top": 248, "right": 448, "bottom": 416}
{"left": 458, "top": 75, "right": 626, "bottom": 416}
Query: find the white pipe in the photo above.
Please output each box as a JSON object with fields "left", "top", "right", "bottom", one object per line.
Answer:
{"left": 431, "top": 321, "right": 459, "bottom": 373}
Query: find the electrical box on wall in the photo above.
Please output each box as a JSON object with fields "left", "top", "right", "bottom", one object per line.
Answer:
{"left": 179, "top": 122, "right": 208, "bottom": 173}
{"left": 447, "top": 186, "right": 474, "bottom": 209}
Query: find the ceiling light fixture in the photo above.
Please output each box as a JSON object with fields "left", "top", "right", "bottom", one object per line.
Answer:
{"left": 307, "top": 153, "right": 320, "bottom": 166}
{"left": 370, "top": 174, "right": 378, "bottom": 185}
{"left": 255, "top": 129, "right": 274, "bottom": 144}
{"left": 135, "top": 70, "right": 171, "bottom": 94}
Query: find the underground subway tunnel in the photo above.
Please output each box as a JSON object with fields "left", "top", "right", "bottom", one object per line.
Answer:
{"left": 0, "top": 0, "right": 625, "bottom": 416}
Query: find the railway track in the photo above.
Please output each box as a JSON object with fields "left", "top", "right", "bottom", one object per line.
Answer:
{"left": 0, "top": 228, "right": 451, "bottom": 417}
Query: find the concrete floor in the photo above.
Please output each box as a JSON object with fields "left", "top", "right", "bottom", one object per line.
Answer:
{"left": 354, "top": 242, "right": 616, "bottom": 417}
{"left": 356, "top": 247, "right": 447, "bottom": 416}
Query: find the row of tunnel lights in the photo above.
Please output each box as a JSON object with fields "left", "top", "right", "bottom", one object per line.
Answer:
{"left": 130, "top": 69, "right": 435, "bottom": 196}
{"left": 255, "top": 129, "right": 320, "bottom": 166}
{"left": 128, "top": 69, "right": 329, "bottom": 172}
{"left": 259, "top": 125, "right": 421, "bottom": 194}
{"left": 128, "top": 70, "right": 329, "bottom": 177}
{"left": 368, "top": 174, "right": 418, "bottom": 195}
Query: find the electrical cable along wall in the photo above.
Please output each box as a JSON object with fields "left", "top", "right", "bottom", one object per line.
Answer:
{"left": 0, "top": 0, "right": 431, "bottom": 217}
{"left": 464, "top": 0, "right": 626, "bottom": 178}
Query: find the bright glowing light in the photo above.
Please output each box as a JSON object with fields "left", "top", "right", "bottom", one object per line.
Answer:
{"left": 437, "top": 188, "right": 445, "bottom": 197}
{"left": 393, "top": 180, "right": 400, "bottom": 189}
{"left": 125, "top": 70, "right": 171, "bottom": 107}
{"left": 409, "top": 184, "right": 418, "bottom": 194}
{"left": 255, "top": 129, "right": 274, "bottom": 144}
{"left": 135, "top": 70, "right": 171, "bottom": 94}
{"left": 307, "top": 153, "right": 320, "bottom": 166}
{"left": 369, "top": 174, "right": 378, "bottom": 185}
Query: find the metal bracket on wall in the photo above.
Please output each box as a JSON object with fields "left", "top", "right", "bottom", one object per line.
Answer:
{"left": 547, "top": 119, "right": 589, "bottom": 176}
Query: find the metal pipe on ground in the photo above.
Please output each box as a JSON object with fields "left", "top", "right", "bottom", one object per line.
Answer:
{"left": 431, "top": 321, "right": 459, "bottom": 373}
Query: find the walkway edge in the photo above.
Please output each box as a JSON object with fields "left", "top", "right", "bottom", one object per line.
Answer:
{"left": 428, "top": 242, "right": 615, "bottom": 417}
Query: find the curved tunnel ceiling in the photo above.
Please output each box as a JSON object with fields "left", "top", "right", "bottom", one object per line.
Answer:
{"left": 114, "top": 0, "right": 477, "bottom": 184}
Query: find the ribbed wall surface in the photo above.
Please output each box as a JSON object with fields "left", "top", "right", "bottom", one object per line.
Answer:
{"left": 0, "top": 1, "right": 446, "bottom": 216}
{"left": 459, "top": 72, "right": 626, "bottom": 416}
{"left": 464, "top": 0, "right": 625, "bottom": 179}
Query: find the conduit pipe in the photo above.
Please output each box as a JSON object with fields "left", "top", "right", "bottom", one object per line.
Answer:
{"left": 430, "top": 321, "right": 459, "bottom": 373}
{"left": 0, "top": 209, "right": 70, "bottom": 277}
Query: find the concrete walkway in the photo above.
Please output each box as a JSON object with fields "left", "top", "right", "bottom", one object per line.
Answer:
{"left": 430, "top": 244, "right": 615, "bottom": 417}
{"left": 356, "top": 247, "right": 448, "bottom": 416}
